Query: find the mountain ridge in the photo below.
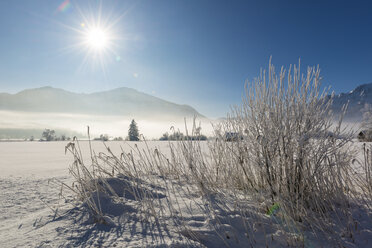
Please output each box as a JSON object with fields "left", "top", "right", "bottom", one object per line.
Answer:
{"left": 0, "top": 86, "right": 205, "bottom": 119}
{"left": 329, "top": 82, "right": 372, "bottom": 122}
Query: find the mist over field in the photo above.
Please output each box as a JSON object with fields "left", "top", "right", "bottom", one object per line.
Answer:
{"left": 2, "top": 82, "right": 372, "bottom": 140}
{"left": 0, "top": 110, "right": 213, "bottom": 139}
{"left": 0, "top": 87, "right": 213, "bottom": 139}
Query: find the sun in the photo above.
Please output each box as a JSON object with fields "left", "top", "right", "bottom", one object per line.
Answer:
{"left": 76, "top": 19, "right": 119, "bottom": 74}
{"left": 54, "top": 1, "right": 128, "bottom": 73}
{"left": 85, "top": 27, "right": 109, "bottom": 51}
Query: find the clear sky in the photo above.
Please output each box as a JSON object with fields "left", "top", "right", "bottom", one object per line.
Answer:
{"left": 0, "top": 0, "right": 371, "bottom": 118}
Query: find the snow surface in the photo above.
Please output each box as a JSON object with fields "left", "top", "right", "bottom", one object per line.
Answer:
{"left": 0, "top": 141, "right": 371, "bottom": 247}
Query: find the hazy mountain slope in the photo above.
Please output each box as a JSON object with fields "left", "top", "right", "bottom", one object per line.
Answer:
{"left": 329, "top": 82, "right": 372, "bottom": 122}
{"left": 0, "top": 86, "right": 204, "bottom": 119}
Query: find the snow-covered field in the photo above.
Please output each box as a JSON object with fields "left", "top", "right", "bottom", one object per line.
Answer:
{"left": 0, "top": 141, "right": 211, "bottom": 247}
{"left": 0, "top": 141, "right": 371, "bottom": 247}
{"left": 0, "top": 141, "right": 177, "bottom": 247}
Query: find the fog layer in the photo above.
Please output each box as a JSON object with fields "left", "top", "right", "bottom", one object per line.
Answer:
{"left": 0, "top": 110, "right": 213, "bottom": 139}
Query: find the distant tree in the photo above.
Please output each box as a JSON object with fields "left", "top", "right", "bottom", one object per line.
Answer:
{"left": 42, "top": 129, "right": 56, "bottom": 141}
{"left": 159, "top": 130, "right": 207, "bottom": 141}
{"left": 159, "top": 131, "right": 183, "bottom": 141}
{"left": 128, "top": 119, "right": 140, "bottom": 141}
{"left": 192, "top": 134, "right": 207, "bottom": 141}
{"left": 61, "top": 134, "right": 66, "bottom": 141}
{"left": 159, "top": 132, "right": 169, "bottom": 141}
{"left": 94, "top": 134, "right": 109, "bottom": 141}
{"left": 30, "top": 136, "right": 34, "bottom": 141}
{"left": 170, "top": 131, "right": 183, "bottom": 140}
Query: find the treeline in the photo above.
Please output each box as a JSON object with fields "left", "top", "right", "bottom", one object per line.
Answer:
{"left": 159, "top": 131, "right": 207, "bottom": 141}
{"left": 33, "top": 120, "right": 209, "bottom": 142}
{"left": 37, "top": 129, "right": 72, "bottom": 141}
{"left": 92, "top": 131, "right": 208, "bottom": 141}
{"left": 93, "top": 120, "right": 208, "bottom": 141}
{"left": 93, "top": 134, "right": 124, "bottom": 141}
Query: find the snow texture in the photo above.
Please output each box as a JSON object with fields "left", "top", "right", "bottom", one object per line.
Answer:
{"left": 0, "top": 141, "right": 371, "bottom": 247}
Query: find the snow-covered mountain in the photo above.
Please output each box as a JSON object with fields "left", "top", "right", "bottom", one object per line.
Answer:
{"left": 0, "top": 86, "right": 204, "bottom": 119}
{"left": 329, "top": 82, "right": 372, "bottom": 122}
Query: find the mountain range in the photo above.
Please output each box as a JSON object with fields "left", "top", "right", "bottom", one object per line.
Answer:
{"left": 0, "top": 86, "right": 204, "bottom": 119}
{"left": 329, "top": 82, "right": 372, "bottom": 122}
{"left": 0, "top": 82, "right": 371, "bottom": 124}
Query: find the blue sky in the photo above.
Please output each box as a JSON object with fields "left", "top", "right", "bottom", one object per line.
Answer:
{"left": 0, "top": 0, "right": 371, "bottom": 118}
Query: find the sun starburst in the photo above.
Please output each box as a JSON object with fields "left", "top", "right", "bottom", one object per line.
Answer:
{"left": 53, "top": 0, "right": 130, "bottom": 75}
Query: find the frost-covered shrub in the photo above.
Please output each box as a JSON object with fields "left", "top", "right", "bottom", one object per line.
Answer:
{"left": 62, "top": 60, "right": 366, "bottom": 246}
{"left": 210, "top": 60, "right": 354, "bottom": 221}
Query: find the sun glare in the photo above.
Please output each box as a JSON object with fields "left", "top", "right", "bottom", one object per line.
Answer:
{"left": 55, "top": 1, "right": 127, "bottom": 73}
{"left": 86, "top": 27, "right": 109, "bottom": 50}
